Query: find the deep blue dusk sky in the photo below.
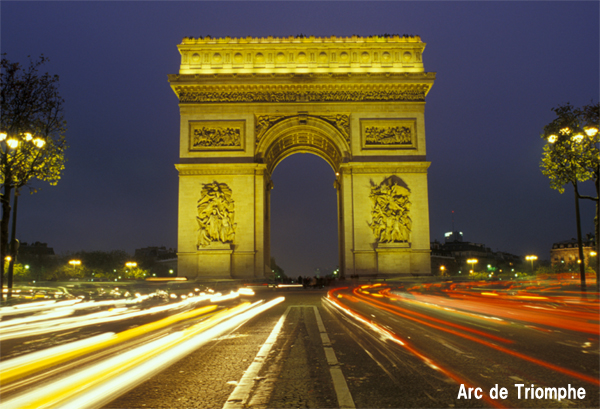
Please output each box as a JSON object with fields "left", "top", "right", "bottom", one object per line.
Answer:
{"left": 1, "top": 1, "right": 598, "bottom": 277}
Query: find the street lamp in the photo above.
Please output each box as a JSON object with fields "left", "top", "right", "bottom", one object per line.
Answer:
{"left": 125, "top": 262, "right": 137, "bottom": 279}
{"left": 525, "top": 255, "right": 538, "bottom": 274}
{"left": 545, "top": 122, "right": 599, "bottom": 291}
{"left": 467, "top": 259, "right": 478, "bottom": 276}
{"left": 1, "top": 131, "right": 46, "bottom": 299}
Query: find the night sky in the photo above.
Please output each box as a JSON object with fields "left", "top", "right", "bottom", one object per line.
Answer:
{"left": 1, "top": 1, "right": 598, "bottom": 278}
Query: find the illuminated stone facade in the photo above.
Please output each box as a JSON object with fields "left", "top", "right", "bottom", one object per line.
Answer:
{"left": 550, "top": 236, "right": 597, "bottom": 267}
{"left": 169, "top": 35, "right": 435, "bottom": 279}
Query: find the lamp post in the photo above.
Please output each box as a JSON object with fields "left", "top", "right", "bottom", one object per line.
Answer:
{"left": 545, "top": 122, "right": 599, "bottom": 291}
{"left": 525, "top": 255, "right": 538, "bottom": 274}
{"left": 125, "top": 262, "right": 137, "bottom": 279}
{"left": 1, "top": 131, "right": 46, "bottom": 299}
{"left": 467, "top": 258, "right": 478, "bottom": 276}
{"left": 68, "top": 259, "right": 82, "bottom": 280}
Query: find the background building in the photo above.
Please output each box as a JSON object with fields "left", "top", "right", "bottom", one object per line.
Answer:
{"left": 550, "top": 234, "right": 596, "bottom": 268}
{"left": 431, "top": 232, "right": 521, "bottom": 277}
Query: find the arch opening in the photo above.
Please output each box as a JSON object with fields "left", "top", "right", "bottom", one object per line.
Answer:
{"left": 269, "top": 152, "right": 340, "bottom": 280}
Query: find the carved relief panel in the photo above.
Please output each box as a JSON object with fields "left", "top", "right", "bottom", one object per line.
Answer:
{"left": 360, "top": 119, "right": 417, "bottom": 149}
{"left": 189, "top": 120, "right": 245, "bottom": 151}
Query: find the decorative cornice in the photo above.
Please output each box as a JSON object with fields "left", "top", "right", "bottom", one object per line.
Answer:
{"left": 180, "top": 35, "right": 423, "bottom": 45}
{"left": 169, "top": 72, "right": 436, "bottom": 82}
{"left": 351, "top": 167, "right": 429, "bottom": 174}
{"left": 175, "top": 164, "right": 266, "bottom": 175}
{"left": 340, "top": 163, "right": 430, "bottom": 174}
{"left": 175, "top": 35, "right": 429, "bottom": 75}
{"left": 173, "top": 83, "right": 431, "bottom": 104}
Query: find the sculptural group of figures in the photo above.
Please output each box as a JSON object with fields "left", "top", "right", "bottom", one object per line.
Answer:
{"left": 197, "top": 181, "right": 236, "bottom": 248}
{"left": 369, "top": 179, "right": 412, "bottom": 243}
{"left": 365, "top": 126, "right": 412, "bottom": 145}
{"left": 179, "top": 87, "right": 428, "bottom": 104}
{"left": 192, "top": 127, "right": 241, "bottom": 147}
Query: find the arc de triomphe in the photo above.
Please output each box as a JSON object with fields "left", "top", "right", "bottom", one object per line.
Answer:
{"left": 168, "top": 35, "right": 435, "bottom": 279}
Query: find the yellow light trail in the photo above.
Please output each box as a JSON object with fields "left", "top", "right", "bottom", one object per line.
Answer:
{"left": 2, "top": 297, "right": 285, "bottom": 409}
{"left": 0, "top": 304, "right": 217, "bottom": 384}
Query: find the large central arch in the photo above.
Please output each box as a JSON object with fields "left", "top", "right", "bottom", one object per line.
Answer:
{"left": 258, "top": 115, "right": 350, "bottom": 173}
{"left": 169, "top": 35, "right": 436, "bottom": 279}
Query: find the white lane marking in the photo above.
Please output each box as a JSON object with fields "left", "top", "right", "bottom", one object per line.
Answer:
{"left": 223, "top": 306, "right": 290, "bottom": 409}
{"left": 312, "top": 305, "right": 356, "bottom": 409}
{"left": 225, "top": 305, "right": 355, "bottom": 409}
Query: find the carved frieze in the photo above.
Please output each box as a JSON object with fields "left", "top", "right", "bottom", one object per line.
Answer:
{"left": 365, "top": 126, "right": 411, "bottom": 145}
{"left": 175, "top": 84, "right": 430, "bottom": 104}
{"left": 189, "top": 121, "right": 245, "bottom": 151}
{"left": 255, "top": 113, "right": 350, "bottom": 145}
{"left": 197, "top": 181, "right": 236, "bottom": 248}
{"left": 369, "top": 176, "right": 412, "bottom": 244}
{"left": 255, "top": 115, "right": 287, "bottom": 144}
{"left": 360, "top": 119, "right": 416, "bottom": 149}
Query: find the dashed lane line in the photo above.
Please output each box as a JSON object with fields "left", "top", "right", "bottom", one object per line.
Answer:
{"left": 223, "top": 305, "right": 355, "bottom": 409}
{"left": 223, "top": 306, "right": 290, "bottom": 408}
{"left": 312, "top": 305, "right": 356, "bottom": 409}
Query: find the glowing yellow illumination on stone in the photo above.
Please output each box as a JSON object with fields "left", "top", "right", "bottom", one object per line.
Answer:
{"left": 170, "top": 35, "right": 435, "bottom": 279}
{"left": 176, "top": 35, "right": 428, "bottom": 76}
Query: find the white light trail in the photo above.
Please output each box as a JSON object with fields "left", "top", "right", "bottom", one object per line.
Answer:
{"left": 1, "top": 297, "right": 285, "bottom": 409}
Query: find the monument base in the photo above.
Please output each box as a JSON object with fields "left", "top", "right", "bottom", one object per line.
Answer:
{"left": 185, "top": 242, "right": 233, "bottom": 279}
{"left": 376, "top": 242, "right": 412, "bottom": 276}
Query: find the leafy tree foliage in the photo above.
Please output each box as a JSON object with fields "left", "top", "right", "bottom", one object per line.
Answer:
{"left": 49, "top": 251, "right": 149, "bottom": 281}
{"left": 540, "top": 102, "right": 599, "bottom": 283}
{"left": 1, "top": 54, "right": 68, "bottom": 289}
{"left": 540, "top": 102, "right": 599, "bottom": 195}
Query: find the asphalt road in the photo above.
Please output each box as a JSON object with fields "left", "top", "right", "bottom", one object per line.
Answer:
{"left": 1, "top": 281, "right": 598, "bottom": 409}
{"left": 103, "top": 285, "right": 599, "bottom": 409}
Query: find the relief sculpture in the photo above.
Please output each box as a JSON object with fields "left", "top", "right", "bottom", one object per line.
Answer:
{"left": 197, "top": 181, "right": 236, "bottom": 248}
{"left": 192, "top": 126, "right": 241, "bottom": 148}
{"left": 369, "top": 176, "right": 412, "bottom": 243}
{"left": 255, "top": 115, "right": 286, "bottom": 144}
{"left": 255, "top": 113, "right": 350, "bottom": 144}
{"left": 319, "top": 114, "right": 350, "bottom": 142}
{"left": 365, "top": 126, "right": 411, "bottom": 145}
{"left": 178, "top": 86, "right": 429, "bottom": 104}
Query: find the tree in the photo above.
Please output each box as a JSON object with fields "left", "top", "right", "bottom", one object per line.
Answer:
{"left": 540, "top": 102, "right": 599, "bottom": 288}
{"left": 1, "top": 54, "right": 67, "bottom": 296}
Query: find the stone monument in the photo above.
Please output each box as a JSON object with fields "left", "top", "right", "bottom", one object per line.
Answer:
{"left": 168, "top": 35, "right": 436, "bottom": 279}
